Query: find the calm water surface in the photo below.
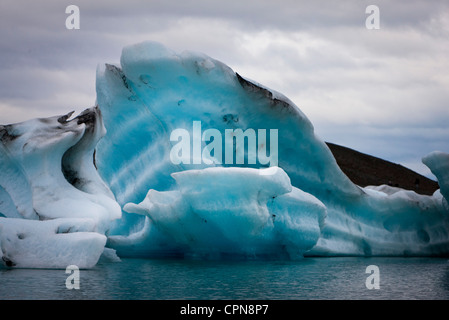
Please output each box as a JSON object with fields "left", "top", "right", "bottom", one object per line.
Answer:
{"left": 1, "top": 257, "right": 449, "bottom": 300}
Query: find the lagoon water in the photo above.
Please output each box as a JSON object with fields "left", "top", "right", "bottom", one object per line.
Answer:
{"left": 1, "top": 257, "right": 449, "bottom": 300}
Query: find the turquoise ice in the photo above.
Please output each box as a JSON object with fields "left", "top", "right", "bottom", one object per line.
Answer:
{"left": 96, "top": 41, "right": 449, "bottom": 259}
{"left": 0, "top": 41, "right": 448, "bottom": 268}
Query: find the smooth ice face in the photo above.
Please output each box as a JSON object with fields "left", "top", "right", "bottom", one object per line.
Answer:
{"left": 309, "top": 185, "right": 449, "bottom": 257}
{"left": 122, "top": 167, "right": 326, "bottom": 259}
{"left": 423, "top": 151, "right": 449, "bottom": 206}
{"left": 0, "top": 218, "right": 106, "bottom": 269}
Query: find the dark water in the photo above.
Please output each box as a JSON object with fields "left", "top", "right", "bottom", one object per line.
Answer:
{"left": 1, "top": 257, "right": 449, "bottom": 300}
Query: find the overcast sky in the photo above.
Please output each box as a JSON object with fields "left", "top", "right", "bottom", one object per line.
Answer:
{"left": 1, "top": 0, "right": 448, "bottom": 179}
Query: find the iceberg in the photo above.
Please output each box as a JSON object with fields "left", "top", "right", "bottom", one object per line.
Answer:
{"left": 423, "top": 151, "right": 449, "bottom": 207}
{"left": 0, "top": 218, "right": 106, "bottom": 269}
{"left": 0, "top": 107, "right": 120, "bottom": 227}
{"left": 95, "top": 41, "right": 360, "bottom": 239}
{"left": 97, "top": 41, "right": 449, "bottom": 259}
{"left": 0, "top": 107, "right": 121, "bottom": 268}
{"left": 122, "top": 167, "right": 326, "bottom": 259}
{"left": 1, "top": 40, "right": 449, "bottom": 268}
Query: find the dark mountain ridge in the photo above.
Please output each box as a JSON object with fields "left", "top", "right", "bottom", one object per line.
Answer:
{"left": 326, "top": 142, "right": 439, "bottom": 196}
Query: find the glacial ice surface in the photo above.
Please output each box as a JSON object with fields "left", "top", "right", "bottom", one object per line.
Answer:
{"left": 423, "top": 151, "right": 449, "bottom": 207}
{"left": 0, "top": 108, "right": 121, "bottom": 268}
{"left": 122, "top": 167, "right": 326, "bottom": 259}
{"left": 97, "top": 41, "right": 449, "bottom": 259}
{"left": 0, "top": 218, "right": 106, "bottom": 269}
{"left": 95, "top": 41, "right": 360, "bottom": 241}
{"left": 1, "top": 41, "right": 449, "bottom": 268}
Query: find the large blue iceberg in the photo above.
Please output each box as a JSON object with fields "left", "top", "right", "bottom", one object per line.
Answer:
{"left": 1, "top": 41, "right": 448, "bottom": 268}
